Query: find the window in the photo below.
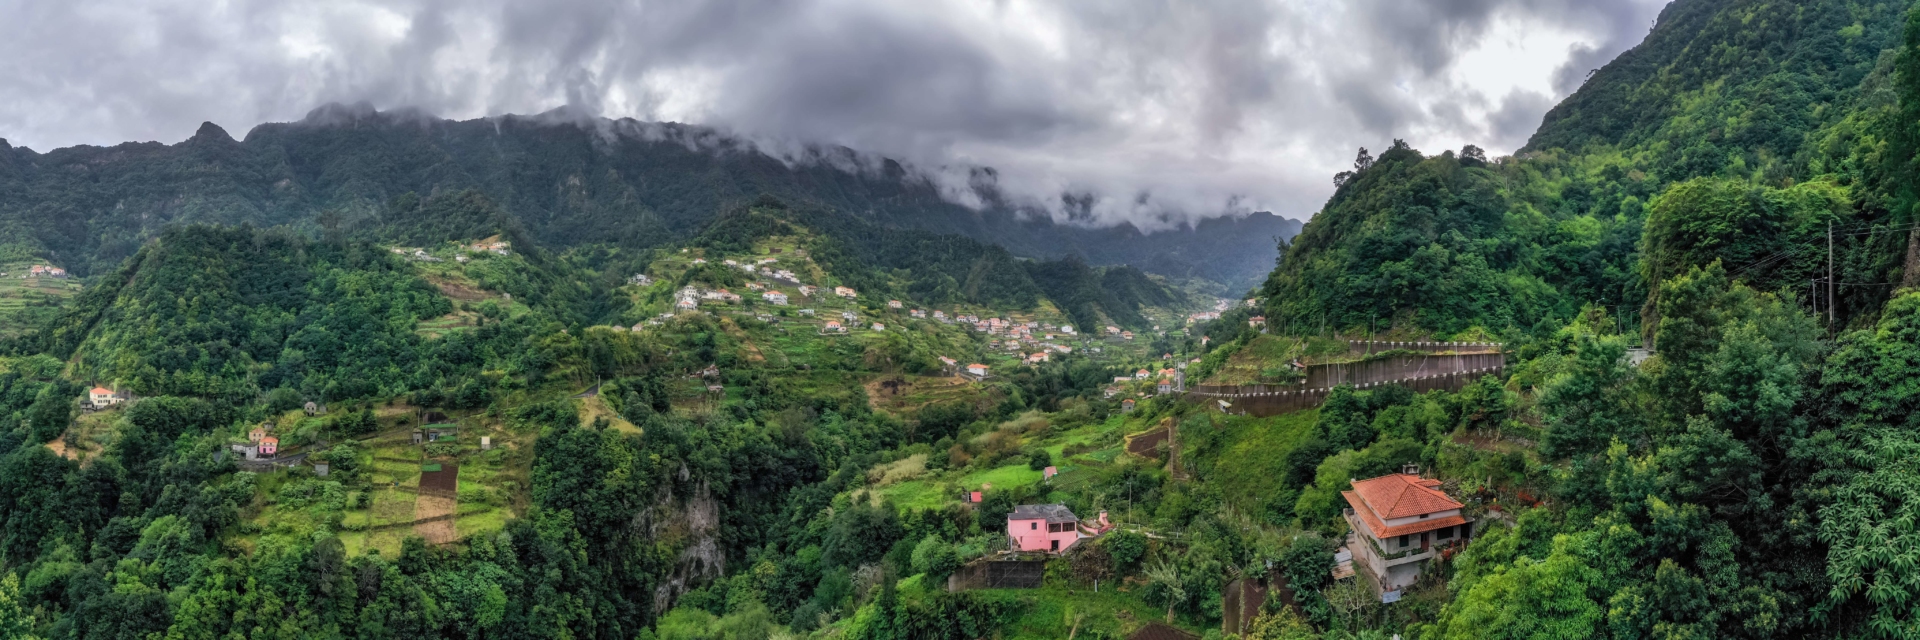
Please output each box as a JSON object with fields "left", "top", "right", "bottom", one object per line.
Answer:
{"left": 1030, "top": 522, "right": 1037, "bottom": 530}
{"left": 1419, "top": 513, "right": 1429, "bottom": 519}
{"left": 1436, "top": 526, "right": 1454, "bottom": 540}
{"left": 1398, "top": 535, "right": 1409, "bottom": 547}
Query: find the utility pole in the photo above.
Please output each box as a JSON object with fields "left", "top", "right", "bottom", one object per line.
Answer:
{"left": 1829, "top": 221, "right": 1835, "bottom": 328}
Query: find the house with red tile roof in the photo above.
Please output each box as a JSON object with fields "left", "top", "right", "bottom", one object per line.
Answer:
{"left": 1341, "top": 467, "right": 1472, "bottom": 596}
{"left": 89, "top": 386, "right": 126, "bottom": 408}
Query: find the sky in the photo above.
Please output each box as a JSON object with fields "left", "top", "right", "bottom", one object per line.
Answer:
{"left": 0, "top": 0, "right": 1668, "bottom": 229}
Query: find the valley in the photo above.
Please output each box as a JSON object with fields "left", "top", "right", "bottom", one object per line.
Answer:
{"left": 5, "top": 0, "right": 1920, "bottom": 638}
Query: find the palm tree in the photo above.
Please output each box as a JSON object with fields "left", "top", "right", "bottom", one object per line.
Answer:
{"left": 1144, "top": 559, "right": 1188, "bottom": 624}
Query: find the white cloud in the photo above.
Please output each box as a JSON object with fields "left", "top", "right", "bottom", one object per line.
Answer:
{"left": 0, "top": 0, "right": 1668, "bottom": 228}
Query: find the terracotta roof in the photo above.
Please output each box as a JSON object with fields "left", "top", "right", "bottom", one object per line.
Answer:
{"left": 1349, "top": 473, "right": 1463, "bottom": 518}
{"left": 90, "top": 387, "right": 113, "bottom": 395}
{"left": 1343, "top": 490, "right": 1467, "bottom": 538}
{"left": 260, "top": 436, "right": 279, "bottom": 445}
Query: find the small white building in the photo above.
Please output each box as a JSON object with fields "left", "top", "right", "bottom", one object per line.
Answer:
{"left": 965, "top": 363, "right": 990, "bottom": 378}
{"left": 89, "top": 386, "right": 126, "bottom": 408}
{"left": 834, "top": 286, "right": 857, "bottom": 298}
{"left": 763, "top": 291, "right": 789, "bottom": 305}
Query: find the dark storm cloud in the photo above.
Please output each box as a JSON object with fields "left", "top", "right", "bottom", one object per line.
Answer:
{"left": 0, "top": 0, "right": 1666, "bottom": 227}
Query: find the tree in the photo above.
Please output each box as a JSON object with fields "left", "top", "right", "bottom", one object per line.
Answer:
{"left": 1105, "top": 529, "right": 1147, "bottom": 575}
{"left": 1435, "top": 535, "right": 1605, "bottom": 640}
{"left": 1539, "top": 331, "right": 1638, "bottom": 458}
{"left": 1460, "top": 144, "right": 1488, "bottom": 165}
{"left": 910, "top": 535, "right": 960, "bottom": 584}
{"left": 1028, "top": 448, "right": 1052, "bottom": 471}
{"left": 0, "top": 573, "right": 39, "bottom": 640}
{"left": 1244, "top": 607, "right": 1317, "bottom": 640}
{"left": 1144, "top": 559, "right": 1188, "bottom": 623}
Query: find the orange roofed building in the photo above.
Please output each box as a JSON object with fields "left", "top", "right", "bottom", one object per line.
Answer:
{"left": 1341, "top": 467, "right": 1472, "bottom": 596}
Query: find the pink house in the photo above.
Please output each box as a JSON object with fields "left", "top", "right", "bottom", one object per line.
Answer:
{"left": 259, "top": 436, "right": 279, "bottom": 457}
{"left": 1007, "top": 504, "right": 1086, "bottom": 553}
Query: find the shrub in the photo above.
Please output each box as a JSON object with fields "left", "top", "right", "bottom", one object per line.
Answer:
{"left": 1027, "top": 448, "right": 1052, "bottom": 471}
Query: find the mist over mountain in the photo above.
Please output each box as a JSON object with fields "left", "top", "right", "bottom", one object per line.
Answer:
{"left": 0, "top": 104, "right": 1299, "bottom": 290}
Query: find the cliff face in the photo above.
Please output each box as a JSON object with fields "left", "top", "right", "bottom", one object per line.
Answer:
{"left": 642, "top": 471, "right": 725, "bottom": 613}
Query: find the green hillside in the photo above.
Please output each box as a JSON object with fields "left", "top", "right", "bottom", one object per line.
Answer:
{"left": 12, "top": 0, "right": 1920, "bottom": 638}
{"left": 1261, "top": 0, "right": 1913, "bottom": 339}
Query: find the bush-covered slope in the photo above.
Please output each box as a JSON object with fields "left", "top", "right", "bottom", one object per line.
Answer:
{"left": 1260, "top": 0, "right": 1917, "bottom": 338}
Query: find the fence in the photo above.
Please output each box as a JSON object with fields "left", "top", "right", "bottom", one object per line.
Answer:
{"left": 1342, "top": 340, "right": 1502, "bottom": 356}
{"left": 1188, "top": 351, "right": 1506, "bottom": 417}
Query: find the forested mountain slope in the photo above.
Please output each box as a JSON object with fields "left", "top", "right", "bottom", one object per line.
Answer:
{"left": 0, "top": 107, "right": 1301, "bottom": 289}
{"left": 16, "top": 0, "right": 1920, "bottom": 639}
{"left": 1213, "top": 0, "right": 1920, "bottom": 637}
{"left": 1259, "top": 0, "right": 1912, "bottom": 338}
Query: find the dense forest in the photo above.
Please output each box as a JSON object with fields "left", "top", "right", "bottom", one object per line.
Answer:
{"left": 1261, "top": 0, "right": 1911, "bottom": 338}
{"left": 11, "top": 0, "right": 1920, "bottom": 638}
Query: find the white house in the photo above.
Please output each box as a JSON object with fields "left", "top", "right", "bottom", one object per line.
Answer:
{"left": 965, "top": 363, "right": 990, "bottom": 378}
{"left": 763, "top": 291, "right": 789, "bottom": 305}
{"left": 1343, "top": 469, "right": 1473, "bottom": 598}
{"left": 89, "top": 386, "right": 125, "bottom": 408}
{"left": 834, "top": 286, "right": 857, "bottom": 298}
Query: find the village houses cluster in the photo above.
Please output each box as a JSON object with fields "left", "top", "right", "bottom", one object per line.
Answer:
{"left": 25, "top": 264, "right": 67, "bottom": 279}
{"left": 390, "top": 240, "right": 510, "bottom": 263}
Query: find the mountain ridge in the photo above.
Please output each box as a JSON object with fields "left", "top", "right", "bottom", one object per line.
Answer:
{"left": 0, "top": 104, "right": 1302, "bottom": 290}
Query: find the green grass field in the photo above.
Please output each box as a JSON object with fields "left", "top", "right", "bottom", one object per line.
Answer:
{"left": 968, "top": 585, "right": 1197, "bottom": 639}
{"left": 1188, "top": 409, "right": 1321, "bottom": 515}
{"left": 0, "top": 264, "right": 83, "bottom": 336}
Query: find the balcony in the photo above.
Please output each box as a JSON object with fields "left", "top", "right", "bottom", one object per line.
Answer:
{"left": 1346, "top": 510, "right": 1435, "bottom": 567}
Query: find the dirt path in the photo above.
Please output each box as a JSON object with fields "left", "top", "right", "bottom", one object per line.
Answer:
{"left": 45, "top": 439, "right": 73, "bottom": 460}
{"left": 413, "top": 463, "right": 459, "bottom": 544}
{"left": 413, "top": 495, "right": 458, "bottom": 543}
